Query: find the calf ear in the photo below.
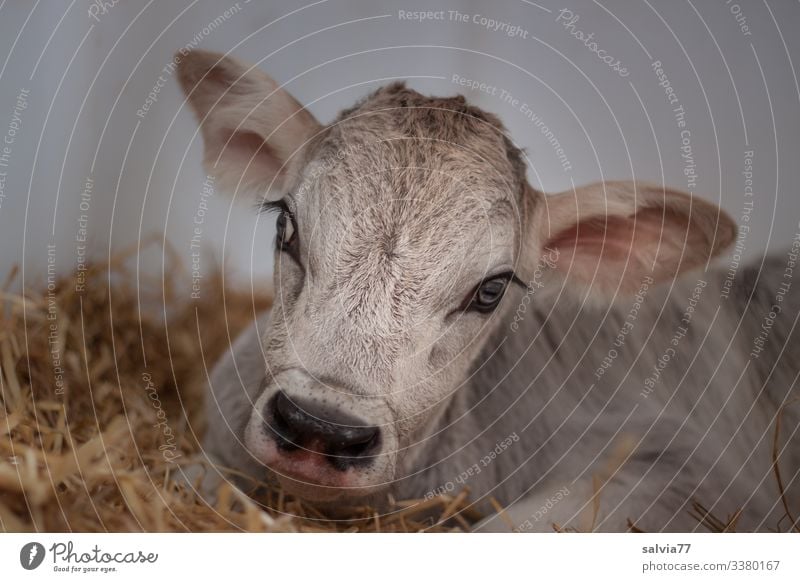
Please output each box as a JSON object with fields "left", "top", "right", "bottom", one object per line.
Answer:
{"left": 533, "top": 181, "right": 737, "bottom": 298}
{"left": 177, "top": 50, "right": 321, "bottom": 198}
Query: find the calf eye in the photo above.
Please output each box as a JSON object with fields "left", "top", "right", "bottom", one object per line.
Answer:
{"left": 467, "top": 273, "right": 513, "bottom": 313}
{"left": 259, "top": 198, "right": 300, "bottom": 258}
{"left": 275, "top": 207, "right": 297, "bottom": 250}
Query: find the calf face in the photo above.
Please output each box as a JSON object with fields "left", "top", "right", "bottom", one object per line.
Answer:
{"left": 178, "top": 50, "right": 735, "bottom": 502}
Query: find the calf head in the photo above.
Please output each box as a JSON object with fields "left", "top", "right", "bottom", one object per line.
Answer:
{"left": 178, "top": 50, "right": 735, "bottom": 502}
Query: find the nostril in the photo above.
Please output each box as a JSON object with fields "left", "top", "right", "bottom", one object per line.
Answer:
{"left": 266, "top": 391, "right": 301, "bottom": 451}
{"left": 325, "top": 426, "right": 381, "bottom": 472}
{"left": 328, "top": 426, "right": 380, "bottom": 458}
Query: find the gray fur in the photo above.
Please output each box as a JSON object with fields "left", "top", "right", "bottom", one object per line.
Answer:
{"left": 202, "top": 264, "right": 800, "bottom": 531}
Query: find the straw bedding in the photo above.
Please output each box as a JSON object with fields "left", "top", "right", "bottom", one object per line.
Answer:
{"left": 0, "top": 252, "right": 474, "bottom": 532}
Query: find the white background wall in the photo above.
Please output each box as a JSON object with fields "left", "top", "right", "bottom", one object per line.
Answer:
{"left": 0, "top": 0, "right": 798, "bottom": 294}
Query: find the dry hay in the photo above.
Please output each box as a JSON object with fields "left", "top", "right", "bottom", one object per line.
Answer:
{"left": 0, "top": 251, "right": 475, "bottom": 532}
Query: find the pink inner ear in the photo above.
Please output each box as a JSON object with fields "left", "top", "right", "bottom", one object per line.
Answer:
{"left": 213, "top": 129, "right": 285, "bottom": 185}
{"left": 546, "top": 206, "right": 698, "bottom": 292}
{"left": 549, "top": 213, "right": 639, "bottom": 262}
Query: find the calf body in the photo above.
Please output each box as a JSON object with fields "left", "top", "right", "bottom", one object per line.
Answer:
{"left": 203, "top": 259, "right": 800, "bottom": 531}
{"left": 176, "top": 50, "right": 799, "bottom": 531}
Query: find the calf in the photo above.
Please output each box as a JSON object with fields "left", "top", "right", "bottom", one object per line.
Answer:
{"left": 176, "top": 50, "right": 800, "bottom": 532}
